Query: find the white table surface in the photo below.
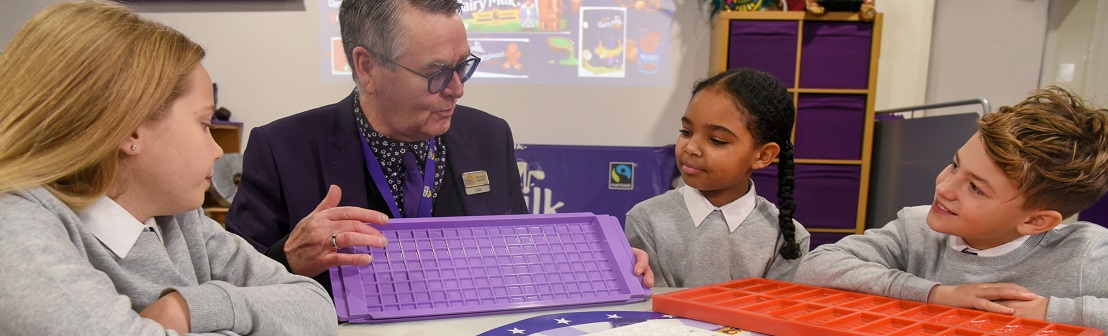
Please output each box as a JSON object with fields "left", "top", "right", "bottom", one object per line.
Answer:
{"left": 337, "top": 287, "right": 682, "bottom": 336}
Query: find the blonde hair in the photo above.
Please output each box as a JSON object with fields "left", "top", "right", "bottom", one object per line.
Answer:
{"left": 978, "top": 86, "right": 1108, "bottom": 217}
{"left": 0, "top": 1, "right": 205, "bottom": 208}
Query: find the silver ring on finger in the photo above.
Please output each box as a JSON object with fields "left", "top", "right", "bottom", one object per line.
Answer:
{"left": 330, "top": 233, "right": 340, "bottom": 250}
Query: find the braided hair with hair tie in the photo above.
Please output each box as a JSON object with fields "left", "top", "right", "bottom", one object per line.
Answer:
{"left": 691, "top": 68, "right": 802, "bottom": 260}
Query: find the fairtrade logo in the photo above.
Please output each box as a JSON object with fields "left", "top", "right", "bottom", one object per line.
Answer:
{"left": 609, "top": 162, "right": 634, "bottom": 190}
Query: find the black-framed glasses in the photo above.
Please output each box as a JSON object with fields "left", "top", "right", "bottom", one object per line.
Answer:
{"left": 384, "top": 54, "right": 481, "bottom": 94}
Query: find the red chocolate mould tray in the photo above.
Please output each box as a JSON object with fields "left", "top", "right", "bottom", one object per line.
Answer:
{"left": 654, "top": 277, "right": 1100, "bottom": 336}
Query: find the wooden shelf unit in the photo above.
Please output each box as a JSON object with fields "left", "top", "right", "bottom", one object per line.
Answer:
{"left": 203, "top": 121, "right": 242, "bottom": 227}
{"left": 710, "top": 11, "right": 883, "bottom": 247}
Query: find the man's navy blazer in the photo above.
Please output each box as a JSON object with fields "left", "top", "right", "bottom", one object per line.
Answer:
{"left": 226, "top": 92, "right": 527, "bottom": 289}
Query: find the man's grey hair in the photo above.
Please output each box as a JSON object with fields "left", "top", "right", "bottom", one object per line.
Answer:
{"left": 339, "top": 0, "right": 463, "bottom": 83}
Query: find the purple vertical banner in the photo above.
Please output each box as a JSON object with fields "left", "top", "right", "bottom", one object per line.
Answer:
{"left": 514, "top": 145, "right": 677, "bottom": 226}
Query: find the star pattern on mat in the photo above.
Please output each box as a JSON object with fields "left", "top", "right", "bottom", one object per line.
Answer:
{"left": 473, "top": 311, "right": 754, "bottom": 336}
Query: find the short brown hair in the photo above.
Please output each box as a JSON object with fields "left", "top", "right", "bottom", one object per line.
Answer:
{"left": 978, "top": 86, "right": 1108, "bottom": 217}
{"left": 0, "top": 1, "right": 204, "bottom": 208}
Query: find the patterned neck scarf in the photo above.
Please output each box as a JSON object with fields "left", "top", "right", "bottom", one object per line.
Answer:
{"left": 352, "top": 91, "right": 448, "bottom": 217}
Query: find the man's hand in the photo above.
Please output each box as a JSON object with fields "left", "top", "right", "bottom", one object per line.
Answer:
{"left": 995, "top": 296, "right": 1049, "bottom": 320}
{"left": 928, "top": 283, "right": 1039, "bottom": 314}
{"left": 286, "top": 185, "right": 390, "bottom": 277}
{"left": 631, "top": 247, "right": 655, "bottom": 288}
{"left": 139, "top": 291, "right": 190, "bottom": 333}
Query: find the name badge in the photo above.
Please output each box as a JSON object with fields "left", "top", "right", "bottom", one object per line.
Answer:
{"left": 462, "top": 170, "right": 491, "bottom": 195}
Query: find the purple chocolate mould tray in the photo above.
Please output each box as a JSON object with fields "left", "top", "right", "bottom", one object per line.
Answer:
{"left": 330, "top": 213, "right": 652, "bottom": 323}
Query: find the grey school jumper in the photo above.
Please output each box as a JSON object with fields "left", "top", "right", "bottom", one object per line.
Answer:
{"left": 625, "top": 189, "right": 810, "bottom": 287}
{"left": 795, "top": 205, "right": 1108, "bottom": 331}
{"left": 0, "top": 187, "right": 338, "bottom": 335}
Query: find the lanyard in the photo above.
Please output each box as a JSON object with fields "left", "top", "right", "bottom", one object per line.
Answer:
{"left": 359, "top": 137, "right": 437, "bottom": 218}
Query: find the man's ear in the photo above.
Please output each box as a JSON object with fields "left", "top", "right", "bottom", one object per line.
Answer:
{"left": 351, "top": 46, "right": 378, "bottom": 94}
{"left": 1016, "top": 209, "right": 1064, "bottom": 235}
{"left": 751, "top": 142, "right": 781, "bottom": 170}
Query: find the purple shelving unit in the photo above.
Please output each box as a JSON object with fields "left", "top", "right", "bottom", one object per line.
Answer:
{"left": 330, "top": 213, "right": 651, "bottom": 323}
{"left": 799, "top": 21, "right": 873, "bottom": 90}
{"left": 795, "top": 94, "right": 868, "bottom": 160}
{"left": 714, "top": 11, "right": 882, "bottom": 246}
{"left": 727, "top": 20, "right": 799, "bottom": 88}
{"left": 754, "top": 164, "right": 862, "bottom": 230}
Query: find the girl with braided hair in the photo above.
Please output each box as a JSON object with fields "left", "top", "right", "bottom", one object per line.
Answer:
{"left": 625, "top": 68, "right": 810, "bottom": 287}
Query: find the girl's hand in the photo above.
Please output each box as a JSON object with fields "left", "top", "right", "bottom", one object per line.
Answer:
{"left": 139, "top": 291, "right": 190, "bottom": 333}
{"left": 631, "top": 248, "right": 655, "bottom": 288}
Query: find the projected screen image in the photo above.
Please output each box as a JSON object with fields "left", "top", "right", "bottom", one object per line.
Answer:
{"left": 320, "top": 0, "right": 675, "bottom": 87}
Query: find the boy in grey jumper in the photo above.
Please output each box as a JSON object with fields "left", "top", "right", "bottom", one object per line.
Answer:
{"left": 795, "top": 87, "right": 1108, "bottom": 331}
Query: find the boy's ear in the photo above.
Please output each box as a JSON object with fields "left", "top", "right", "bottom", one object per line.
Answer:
{"left": 1016, "top": 209, "right": 1064, "bottom": 235}
{"left": 751, "top": 142, "right": 781, "bottom": 170}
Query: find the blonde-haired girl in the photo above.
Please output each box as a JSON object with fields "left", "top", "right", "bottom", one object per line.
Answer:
{"left": 0, "top": 2, "right": 336, "bottom": 334}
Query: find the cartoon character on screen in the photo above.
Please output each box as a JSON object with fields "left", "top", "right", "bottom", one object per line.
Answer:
{"left": 636, "top": 31, "right": 661, "bottom": 74}
{"left": 520, "top": 0, "right": 538, "bottom": 29}
{"left": 591, "top": 35, "right": 623, "bottom": 69}
{"left": 624, "top": 68, "right": 811, "bottom": 287}
{"left": 502, "top": 43, "right": 523, "bottom": 70}
{"left": 538, "top": 0, "right": 562, "bottom": 31}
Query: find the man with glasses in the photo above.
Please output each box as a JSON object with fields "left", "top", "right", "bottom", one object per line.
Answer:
{"left": 225, "top": 0, "right": 528, "bottom": 291}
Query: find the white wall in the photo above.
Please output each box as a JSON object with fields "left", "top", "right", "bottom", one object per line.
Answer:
{"left": 1041, "top": 0, "right": 1108, "bottom": 105}
{"left": 924, "top": 0, "right": 1050, "bottom": 116}
{"left": 2, "top": 1, "right": 944, "bottom": 148}
{"left": 873, "top": 0, "right": 934, "bottom": 111}
{"left": 0, "top": 1, "right": 51, "bottom": 46}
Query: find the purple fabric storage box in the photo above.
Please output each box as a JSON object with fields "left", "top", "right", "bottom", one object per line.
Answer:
{"left": 330, "top": 213, "right": 651, "bottom": 323}
{"left": 808, "top": 232, "right": 852, "bottom": 250}
{"left": 1081, "top": 196, "right": 1108, "bottom": 228}
{"left": 794, "top": 94, "right": 867, "bottom": 160}
{"left": 799, "top": 21, "right": 873, "bottom": 89}
{"left": 727, "top": 20, "right": 799, "bottom": 88}
{"left": 752, "top": 164, "right": 861, "bottom": 230}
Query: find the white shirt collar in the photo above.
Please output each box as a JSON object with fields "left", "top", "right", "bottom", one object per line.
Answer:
{"left": 948, "top": 234, "right": 1030, "bottom": 257}
{"left": 76, "top": 196, "right": 159, "bottom": 259}
{"left": 680, "top": 181, "right": 758, "bottom": 233}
